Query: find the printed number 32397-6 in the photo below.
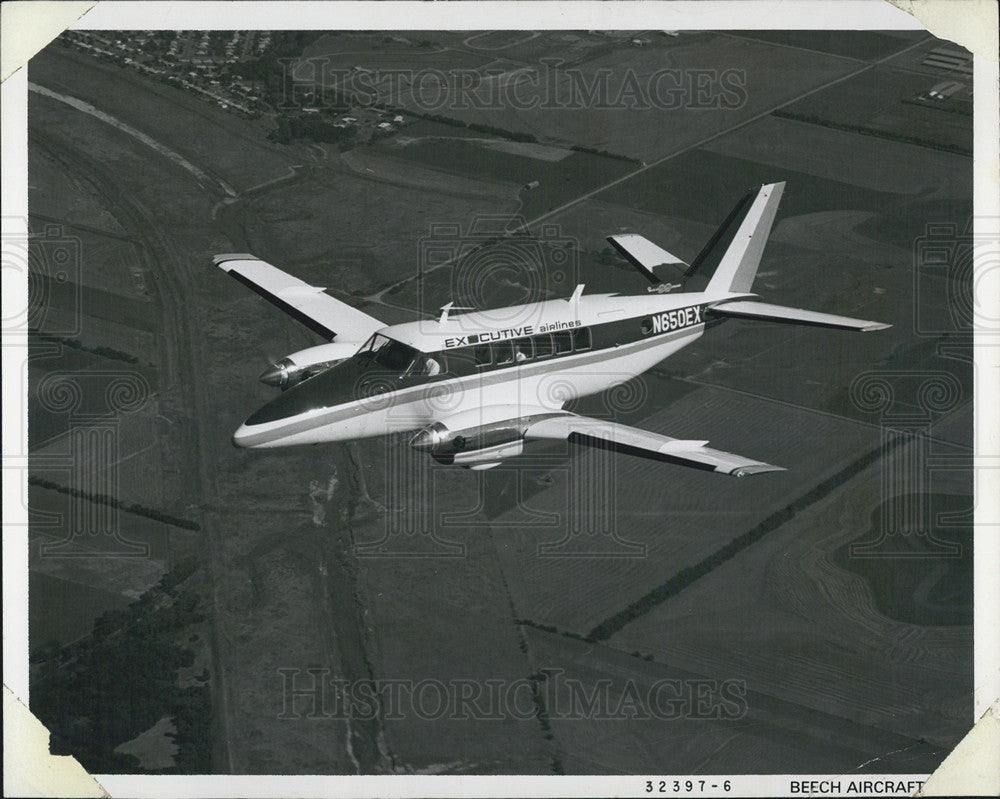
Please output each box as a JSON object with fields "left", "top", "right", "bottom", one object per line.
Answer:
{"left": 645, "top": 780, "right": 732, "bottom": 793}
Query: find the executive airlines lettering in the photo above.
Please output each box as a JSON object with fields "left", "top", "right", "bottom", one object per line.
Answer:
{"left": 444, "top": 320, "right": 581, "bottom": 349}
{"left": 643, "top": 305, "right": 704, "bottom": 335}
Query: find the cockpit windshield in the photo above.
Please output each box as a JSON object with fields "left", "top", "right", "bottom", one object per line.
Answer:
{"left": 357, "top": 333, "right": 421, "bottom": 373}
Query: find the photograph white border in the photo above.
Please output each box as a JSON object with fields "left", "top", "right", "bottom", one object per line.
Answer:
{"left": 3, "top": 2, "right": 997, "bottom": 796}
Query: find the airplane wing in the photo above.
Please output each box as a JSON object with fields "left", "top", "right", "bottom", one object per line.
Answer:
{"left": 524, "top": 413, "right": 783, "bottom": 477}
{"left": 214, "top": 253, "right": 384, "bottom": 342}
{"left": 707, "top": 300, "right": 890, "bottom": 332}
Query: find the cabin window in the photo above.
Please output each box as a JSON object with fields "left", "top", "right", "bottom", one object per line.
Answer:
{"left": 514, "top": 337, "right": 534, "bottom": 362}
{"left": 495, "top": 341, "right": 515, "bottom": 365}
{"left": 444, "top": 349, "right": 477, "bottom": 376}
{"left": 473, "top": 343, "right": 492, "bottom": 367}
{"left": 572, "top": 327, "right": 592, "bottom": 351}
{"left": 553, "top": 330, "right": 573, "bottom": 355}
{"left": 533, "top": 333, "right": 553, "bottom": 358}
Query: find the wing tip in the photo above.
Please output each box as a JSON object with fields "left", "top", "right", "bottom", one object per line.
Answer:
{"left": 213, "top": 252, "right": 259, "bottom": 268}
{"left": 861, "top": 322, "right": 892, "bottom": 332}
{"left": 727, "top": 463, "right": 786, "bottom": 477}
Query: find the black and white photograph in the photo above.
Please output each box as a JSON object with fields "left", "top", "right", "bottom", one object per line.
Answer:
{"left": 3, "top": 1, "right": 998, "bottom": 797}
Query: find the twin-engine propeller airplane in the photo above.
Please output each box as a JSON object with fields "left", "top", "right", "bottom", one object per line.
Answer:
{"left": 217, "top": 182, "right": 889, "bottom": 474}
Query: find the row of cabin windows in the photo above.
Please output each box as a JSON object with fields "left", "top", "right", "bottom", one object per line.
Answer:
{"left": 472, "top": 327, "right": 591, "bottom": 368}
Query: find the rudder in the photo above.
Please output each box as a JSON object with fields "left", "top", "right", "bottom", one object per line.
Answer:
{"left": 687, "top": 182, "right": 785, "bottom": 295}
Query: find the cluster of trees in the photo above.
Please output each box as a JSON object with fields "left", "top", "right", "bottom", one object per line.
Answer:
{"left": 31, "top": 557, "right": 213, "bottom": 773}
{"left": 773, "top": 109, "right": 972, "bottom": 156}
{"left": 240, "top": 31, "right": 329, "bottom": 108}
{"left": 410, "top": 110, "right": 539, "bottom": 143}
{"left": 268, "top": 113, "right": 356, "bottom": 145}
{"left": 569, "top": 143, "right": 642, "bottom": 164}
{"left": 28, "top": 476, "right": 201, "bottom": 531}
{"left": 31, "top": 333, "right": 141, "bottom": 365}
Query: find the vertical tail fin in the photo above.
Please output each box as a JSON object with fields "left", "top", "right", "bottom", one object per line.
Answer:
{"left": 686, "top": 182, "right": 785, "bottom": 295}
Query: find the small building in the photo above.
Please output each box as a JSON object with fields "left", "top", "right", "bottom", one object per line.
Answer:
{"left": 927, "top": 81, "right": 964, "bottom": 100}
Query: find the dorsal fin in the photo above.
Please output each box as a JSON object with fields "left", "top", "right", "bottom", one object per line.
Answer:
{"left": 438, "top": 302, "right": 474, "bottom": 326}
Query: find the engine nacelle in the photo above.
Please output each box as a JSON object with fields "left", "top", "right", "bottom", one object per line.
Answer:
{"left": 260, "top": 341, "right": 360, "bottom": 389}
{"left": 409, "top": 406, "right": 555, "bottom": 470}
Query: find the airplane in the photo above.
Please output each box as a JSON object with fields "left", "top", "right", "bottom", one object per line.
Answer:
{"left": 217, "top": 182, "right": 889, "bottom": 475}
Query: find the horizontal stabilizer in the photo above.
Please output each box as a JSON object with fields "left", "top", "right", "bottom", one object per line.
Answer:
{"left": 524, "top": 414, "right": 783, "bottom": 477}
{"left": 607, "top": 234, "right": 687, "bottom": 285}
{"left": 708, "top": 300, "right": 890, "bottom": 332}
{"left": 215, "top": 254, "right": 384, "bottom": 342}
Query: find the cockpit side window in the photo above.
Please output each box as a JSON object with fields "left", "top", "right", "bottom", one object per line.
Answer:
{"left": 357, "top": 333, "right": 388, "bottom": 355}
{"left": 405, "top": 353, "right": 444, "bottom": 377}
{"left": 358, "top": 333, "right": 420, "bottom": 373}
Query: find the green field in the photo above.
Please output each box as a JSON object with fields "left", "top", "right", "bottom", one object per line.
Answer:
{"left": 600, "top": 147, "right": 903, "bottom": 227}
{"left": 373, "top": 126, "right": 634, "bottom": 220}
{"left": 391, "top": 31, "right": 871, "bottom": 163}
{"left": 776, "top": 65, "right": 972, "bottom": 154}
{"left": 833, "top": 493, "right": 973, "bottom": 626}
{"left": 727, "top": 30, "right": 927, "bottom": 61}
{"left": 30, "top": 46, "right": 296, "bottom": 190}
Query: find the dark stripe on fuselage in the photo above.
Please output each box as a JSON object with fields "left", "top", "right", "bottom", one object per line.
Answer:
{"left": 253, "top": 304, "right": 711, "bottom": 427}
{"left": 228, "top": 268, "right": 337, "bottom": 340}
{"left": 236, "top": 320, "right": 704, "bottom": 446}
{"left": 440, "top": 304, "right": 706, "bottom": 375}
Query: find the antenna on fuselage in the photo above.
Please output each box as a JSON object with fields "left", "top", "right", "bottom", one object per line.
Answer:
{"left": 568, "top": 284, "right": 585, "bottom": 303}
{"left": 438, "top": 302, "right": 474, "bottom": 326}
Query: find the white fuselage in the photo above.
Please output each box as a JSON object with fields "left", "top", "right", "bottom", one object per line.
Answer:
{"left": 232, "top": 290, "right": 740, "bottom": 449}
